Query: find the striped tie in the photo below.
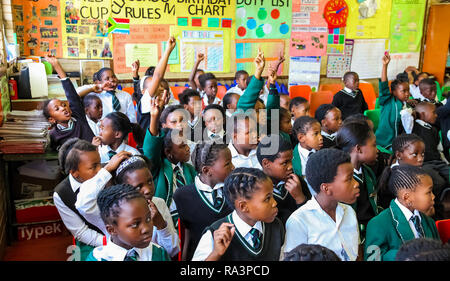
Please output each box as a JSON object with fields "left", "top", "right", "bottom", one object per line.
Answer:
{"left": 123, "top": 249, "right": 139, "bottom": 261}
{"left": 411, "top": 215, "right": 425, "bottom": 238}
{"left": 249, "top": 228, "right": 262, "bottom": 249}
{"left": 173, "top": 166, "right": 186, "bottom": 188}
{"left": 275, "top": 183, "right": 287, "bottom": 197}
{"left": 212, "top": 189, "right": 223, "bottom": 209}
{"left": 108, "top": 150, "right": 117, "bottom": 160}
{"left": 108, "top": 90, "right": 121, "bottom": 112}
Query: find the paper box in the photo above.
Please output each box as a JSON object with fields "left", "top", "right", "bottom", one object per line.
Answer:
{"left": 15, "top": 197, "right": 60, "bottom": 224}
{"left": 12, "top": 173, "right": 62, "bottom": 200}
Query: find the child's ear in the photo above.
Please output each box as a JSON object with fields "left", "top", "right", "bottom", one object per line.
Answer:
{"left": 183, "top": 104, "right": 189, "bottom": 111}
{"left": 320, "top": 119, "right": 327, "bottom": 129}
{"left": 297, "top": 132, "right": 305, "bottom": 142}
{"left": 105, "top": 224, "right": 117, "bottom": 237}
{"left": 48, "top": 116, "right": 56, "bottom": 125}
{"left": 115, "top": 130, "right": 123, "bottom": 140}
{"left": 236, "top": 199, "right": 248, "bottom": 214}
{"left": 320, "top": 183, "right": 332, "bottom": 196}
{"left": 261, "top": 158, "right": 271, "bottom": 170}
{"left": 201, "top": 165, "right": 211, "bottom": 177}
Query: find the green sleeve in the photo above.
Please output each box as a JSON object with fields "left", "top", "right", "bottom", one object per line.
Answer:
{"left": 377, "top": 80, "right": 392, "bottom": 106}
{"left": 142, "top": 129, "right": 165, "bottom": 174}
{"left": 266, "top": 84, "right": 280, "bottom": 122}
{"left": 364, "top": 216, "right": 396, "bottom": 261}
{"left": 237, "top": 76, "right": 264, "bottom": 111}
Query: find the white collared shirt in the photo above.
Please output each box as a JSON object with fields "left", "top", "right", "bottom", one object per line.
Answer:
{"left": 89, "top": 238, "right": 161, "bottom": 261}
{"left": 194, "top": 176, "right": 224, "bottom": 205}
{"left": 228, "top": 141, "right": 262, "bottom": 170}
{"left": 321, "top": 130, "right": 337, "bottom": 140}
{"left": 226, "top": 85, "right": 245, "bottom": 96}
{"left": 207, "top": 129, "right": 225, "bottom": 141}
{"left": 409, "top": 84, "right": 422, "bottom": 100}
{"left": 98, "top": 142, "right": 140, "bottom": 163}
{"left": 258, "top": 85, "right": 270, "bottom": 105}
{"left": 192, "top": 210, "right": 263, "bottom": 261}
{"left": 86, "top": 115, "right": 100, "bottom": 136}
{"left": 53, "top": 174, "right": 105, "bottom": 247}
{"left": 284, "top": 196, "right": 360, "bottom": 261}
{"left": 394, "top": 198, "right": 423, "bottom": 239}
{"left": 97, "top": 90, "right": 137, "bottom": 123}
{"left": 202, "top": 92, "right": 222, "bottom": 107}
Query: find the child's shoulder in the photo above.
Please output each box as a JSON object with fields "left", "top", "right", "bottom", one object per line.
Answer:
{"left": 173, "top": 183, "right": 196, "bottom": 198}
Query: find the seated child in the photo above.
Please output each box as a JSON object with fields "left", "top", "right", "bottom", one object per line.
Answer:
{"left": 284, "top": 148, "right": 361, "bottom": 261}
{"left": 292, "top": 116, "right": 323, "bottom": 179}
{"left": 437, "top": 96, "right": 450, "bottom": 162}
{"left": 280, "top": 94, "right": 291, "bottom": 111}
{"left": 279, "top": 108, "right": 294, "bottom": 141}
{"left": 336, "top": 122, "right": 379, "bottom": 241}
{"left": 192, "top": 167, "right": 284, "bottom": 261}
{"left": 228, "top": 114, "right": 261, "bottom": 170}
{"left": 257, "top": 134, "right": 308, "bottom": 224}
{"left": 289, "top": 97, "right": 310, "bottom": 124}
{"left": 332, "top": 71, "right": 368, "bottom": 120}
{"left": 198, "top": 73, "right": 220, "bottom": 108}
{"left": 365, "top": 165, "right": 440, "bottom": 261}
{"left": 409, "top": 71, "right": 429, "bottom": 100}
{"left": 86, "top": 184, "right": 171, "bottom": 261}
{"left": 314, "top": 104, "right": 342, "bottom": 149}
{"left": 227, "top": 70, "right": 249, "bottom": 96}
{"left": 395, "top": 238, "right": 450, "bottom": 261}
{"left": 203, "top": 104, "right": 226, "bottom": 143}
{"left": 416, "top": 78, "right": 439, "bottom": 103}
{"left": 283, "top": 244, "right": 341, "bottom": 261}
{"left": 83, "top": 94, "right": 103, "bottom": 136}
{"left": 179, "top": 89, "right": 202, "bottom": 142}
{"left": 97, "top": 112, "right": 142, "bottom": 163}
{"left": 222, "top": 93, "right": 240, "bottom": 119}
{"left": 188, "top": 53, "right": 205, "bottom": 93}
{"left": 174, "top": 142, "right": 234, "bottom": 261}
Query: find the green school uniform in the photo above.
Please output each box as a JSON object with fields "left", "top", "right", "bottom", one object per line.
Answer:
{"left": 364, "top": 199, "right": 440, "bottom": 261}
{"left": 236, "top": 76, "right": 265, "bottom": 112}
{"left": 375, "top": 80, "right": 404, "bottom": 149}
{"left": 292, "top": 144, "right": 303, "bottom": 177}
{"left": 85, "top": 243, "right": 171, "bottom": 261}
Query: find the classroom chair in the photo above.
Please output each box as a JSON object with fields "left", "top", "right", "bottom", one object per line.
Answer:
{"left": 319, "top": 83, "right": 343, "bottom": 94}
{"left": 170, "top": 86, "right": 187, "bottom": 101}
{"left": 309, "top": 90, "right": 333, "bottom": 117}
{"left": 178, "top": 218, "right": 186, "bottom": 261}
{"left": 122, "top": 87, "right": 136, "bottom": 106}
{"left": 360, "top": 82, "right": 377, "bottom": 110}
{"left": 289, "top": 85, "right": 312, "bottom": 100}
{"left": 364, "top": 109, "right": 381, "bottom": 132}
{"left": 375, "top": 98, "right": 380, "bottom": 109}
{"left": 436, "top": 219, "right": 450, "bottom": 244}
{"left": 217, "top": 85, "right": 227, "bottom": 100}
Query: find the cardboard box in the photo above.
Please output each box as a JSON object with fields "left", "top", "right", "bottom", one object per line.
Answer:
{"left": 12, "top": 173, "right": 63, "bottom": 200}
{"left": 15, "top": 197, "right": 60, "bottom": 224}
{"left": 16, "top": 220, "right": 69, "bottom": 241}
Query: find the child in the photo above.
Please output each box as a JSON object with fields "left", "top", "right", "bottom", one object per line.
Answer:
{"left": 292, "top": 116, "right": 323, "bottom": 178}
{"left": 284, "top": 148, "right": 360, "bottom": 261}
{"left": 83, "top": 94, "right": 103, "bottom": 136}
{"left": 192, "top": 167, "right": 284, "bottom": 261}
{"left": 174, "top": 142, "right": 234, "bottom": 261}
{"left": 289, "top": 97, "right": 310, "bottom": 123}
{"left": 314, "top": 104, "right": 342, "bottom": 149}
{"left": 280, "top": 94, "right": 291, "bottom": 111}
{"left": 279, "top": 108, "right": 293, "bottom": 138}
{"left": 188, "top": 53, "right": 205, "bottom": 93}
{"left": 283, "top": 244, "right": 341, "bottom": 261}
{"left": 364, "top": 165, "right": 440, "bottom": 261}
{"left": 97, "top": 112, "right": 142, "bottom": 163}
{"left": 332, "top": 71, "right": 368, "bottom": 120}
{"left": 199, "top": 73, "right": 220, "bottom": 107}
{"left": 203, "top": 104, "right": 226, "bottom": 143}
{"left": 335, "top": 122, "right": 379, "bottom": 241}
{"left": 179, "top": 89, "right": 202, "bottom": 142}
{"left": 228, "top": 114, "right": 261, "bottom": 170}
{"left": 226, "top": 70, "right": 249, "bottom": 96}
{"left": 222, "top": 93, "right": 240, "bottom": 119}
{"left": 86, "top": 184, "right": 171, "bottom": 261}
{"left": 416, "top": 78, "right": 439, "bottom": 103}
{"left": 409, "top": 71, "right": 429, "bottom": 100}
{"left": 375, "top": 52, "right": 412, "bottom": 150}
{"left": 256, "top": 134, "right": 308, "bottom": 224}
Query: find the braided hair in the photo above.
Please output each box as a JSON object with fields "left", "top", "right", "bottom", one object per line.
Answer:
{"left": 386, "top": 165, "right": 430, "bottom": 196}
{"left": 283, "top": 244, "right": 341, "bottom": 261}
{"left": 396, "top": 238, "right": 450, "bottom": 261}
{"left": 191, "top": 141, "right": 228, "bottom": 173}
{"left": 94, "top": 67, "right": 114, "bottom": 82}
{"left": 104, "top": 111, "right": 144, "bottom": 146}
{"left": 392, "top": 133, "right": 425, "bottom": 161}
{"left": 97, "top": 184, "right": 145, "bottom": 225}
{"left": 223, "top": 167, "right": 270, "bottom": 209}
{"left": 335, "top": 121, "right": 373, "bottom": 153}
{"left": 293, "top": 116, "right": 319, "bottom": 136}
{"left": 115, "top": 155, "right": 152, "bottom": 185}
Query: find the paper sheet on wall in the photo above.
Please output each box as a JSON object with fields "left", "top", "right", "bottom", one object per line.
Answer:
{"left": 288, "top": 56, "right": 321, "bottom": 91}
{"left": 28, "top": 63, "right": 48, "bottom": 98}
{"left": 346, "top": 0, "right": 393, "bottom": 39}
{"left": 290, "top": 0, "right": 328, "bottom": 57}
{"left": 389, "top": 0, "right": 427, "bottom": 53}
{"left": 350, "top": 39, "right": 388, "bottom": 79}
{"left": 327, "top": 39, "right": 354, "bottom": 78}
{"left": 125, "top": 44, "right": 159, "bottom": 69}
{"left": 162, "top": 41, "right": 180, "bottom": 65}
{"left": 387, "top": 52, "right": 420, "bottom": 80}
{"left": 236, "top": 39, "right": 285, "bottom": 76}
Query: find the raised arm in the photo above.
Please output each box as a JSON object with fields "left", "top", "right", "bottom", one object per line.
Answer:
{"left": 237, "top": 49, "right": 266, "bottom": 111}
{"left": 188, "top": 53, "right": 205, "bottom": 91}
{"left": 381, "top": 52, "right": 390, "bottom": 82}
{"left": 146, "top": 37, "right": 176, "bottom": 97}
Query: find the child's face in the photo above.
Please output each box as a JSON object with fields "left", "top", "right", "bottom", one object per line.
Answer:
{"left": 99, "top": 70, "right": 118, "bottom": 91}
{"left": 262, "top": 150, "right": 293, "bottom": 182}
{"left": 291, "top": 103, "right": 310, "bottom": 120}
{"left": 396, "top": 141, "right": 425, "bottom": 167}
{"left": 237, "top": 73, "right": 249, "bottom": 90}
{"left": 162, "top": 110, "right": 188, "bottom": 131}
{"left": 195, "top": 71, "right": 205, "bottom": 89}
{"left": 233, "top": 118, "right": 258, "bottom": 151}
{"left": 415, "top": 73, "right": 428, "bottom": 86}
{"left": 357, "top": 134, "right": 378, "bottom": 165}
{"left": 242, "top": 178, "right": 278, "bottom": 223}
{"left": 204, "top": 79, "right": 218, "bottom": 98}
{"left": 124, "top": 168, "right": 155, "bottom": 204}
{"left": 109, "top": 197, "right": 154, "bottom": 249}
{"left": 184, "top": 96, "right": 201, "bottom": 117}
{"left": 344, "top": 74, "right": 360, "bottom": 90}
{"left": 204, "top": 108, "right": 224, "bottom": 134}
{"left": 405, "top": 175, "right": 435, "bottom": 216}
{"left": 421, "top": 84, "right": 437, "bottom": 101}
{"left": 72, "top": 151, "right": 102, "bottom": 182}
{"left": 280, "top": 95, "right": 291, "bottom": 111}
{"left": 226, "top": 94, "right": 240, "bottom": 111}
{"left": 99, "top": 117, "right": 119, "bottom": 145}
{"left": 321, "top": 108, "right": 342, "bottom": 134}
{"left": 393, "top": 82, "right": 410, "bottom": 102}
{"left": 255, "top": 100, "right": 266, "bottom": 125}
{"left": 298, "top": 122, "right": 323, "bottom": 151}
{"left": 204, "top": 148, "right": 234, "bottom": 183}
{"left": 327, "top": 162, "right": 360, "bottom": 204}
{"left": 47, "top": 99, "right": 72, "bottom": 124}
{"left": 85, "top": 98, "right": 103, "bottom": 123}
{"left": 280, "top": 113, "right": 293, "bottom": 135}
{"left": 167, "top": 136, "right": 191, "bottom": 164}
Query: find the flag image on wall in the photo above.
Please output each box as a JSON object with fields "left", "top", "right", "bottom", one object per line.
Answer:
{"left": 107, "top": 17, "right": 130, "bottom": 34}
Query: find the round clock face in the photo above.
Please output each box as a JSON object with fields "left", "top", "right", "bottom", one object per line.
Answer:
{"left": 324, "top": 0, "right": 349, "bottom": 28}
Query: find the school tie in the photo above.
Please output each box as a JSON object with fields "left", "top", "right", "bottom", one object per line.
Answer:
{"left": 249, "top": 228, "right": 262, "bottom": 249}
{"left": 211, "top": 189, "right": 223, "bottom": 209}
{"left": 308, "top": 151, "right": 314, "bottom": 158}
{"left": 108, "top": 150, "right": 117, "bottom": 160}
{"left": 173, "top": 166, "right": 186, "bottom": 188}
{"left": 123, "top": 249, "right": 139, "bottom": 261}
{"left": 107, "top": 90, "right": 121, "bottom": 112}
{"left": 275, "top": 182, "right": 287, "bottom": 197}
{"left": 411, "top": 215, "right": 425, "bottom": 238}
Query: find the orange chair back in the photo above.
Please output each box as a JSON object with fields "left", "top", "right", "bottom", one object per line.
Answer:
{"left": 170, "top": 86, "right": 187, "bottom": 101}
{"left": 309, "top": 91, "right": 334, "bottom": 117}
{"left": 359, "top": 83, "right": 377, "bottom": 110}
{"left": 319, "top": 83, "right": 343, "bottom": 94}
{"left": 289, "top": 85, "right": 312, "bottom": 100}
{"left": 122, "top": 87, "right": 136, "bottom": 106}
{"left": 436, "top": 219, "right": 450, "bottom": 244}
{"left": 217, "top": 85, "right": 227, "bottom": 100}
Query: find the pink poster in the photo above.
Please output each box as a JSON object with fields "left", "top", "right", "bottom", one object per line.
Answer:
{"left": 290, "top": 0, "right": 328, "bottom": 57}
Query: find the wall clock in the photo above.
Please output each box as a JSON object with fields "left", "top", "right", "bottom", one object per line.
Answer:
{"left": 324, "top": 0, "right": 349, "bottom": 29}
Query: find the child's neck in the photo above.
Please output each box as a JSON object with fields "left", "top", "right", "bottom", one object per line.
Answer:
{"left": 322, "top": 127, "right": 335, "bottom": 135}
{"left": 299, "top": 142, "right": 313, "bottom": 151}
{"left": 350, "top": 154, "right": 362, "bottom": 171}
{"left": 269, "top": 175, "right": 281, "bottom": 186}
{"left": 199, "top": 174, "right": 218, "bottom": 188}
{"left": 233, "top": 143, "right": 251, "bottom": 157}
{"left": 111, "top": 236, "right": 133, "bottom": 250}
{"left": 315, "top": 193, "right": 338, "bottom": 222}
{"left": 56, "top": 120, "right": 69, "bottom": 128}
{"left": 207, "top": 94, "right": 216, "bottom": 104}
{"left": 236, "top": 210, "right": 257, "bottom": 228}
{"left": 108, "top": 139, "right": 123, "bottom": 151}
{"left": 397, "top": 197, "right": 416, "bottom": 213}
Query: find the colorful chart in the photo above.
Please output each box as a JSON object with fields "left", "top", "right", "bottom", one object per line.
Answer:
{"left": 346, "top": 0, "right": 393, "bottom": 39}
{"left": 327, "top": 27, "right": 347, "bottom": 54}
{"left": 235, "top": 39, "right": 285, "bottom": 76}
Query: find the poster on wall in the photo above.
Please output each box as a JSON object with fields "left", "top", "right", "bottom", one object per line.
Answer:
{"left": 350, "top": 39, "right": 388, "bottom": 79}
{"left": 290, "top": 0, "right": 328, "bottom": 57}
{"left": 60, "top": 0, "right": 113, "bottom": 59}
{"left": 346, "top": 0, "right": 393, "bottom": 39}
{"left": 289, "top": 56, "right": 321, "bottom": 91}
{"left": 327, "top": 39, "right": 354, "bottom": 78}
{"left": 387, "top": 52, "right": 420, "bottom": 80}
{"left": 389, "top": 0, "right": 427, "bottom": 53}
{"left": 80, "top": 60, "right": 104, "bottom": 85}
{"left": 235, "top": 39, "right": 285, "bottom": 76}
{"left": 12, "top": 0, "right": 62, "bottom": 57}
{"left": 235, "top": 0, "right": 291, "bottom": 39}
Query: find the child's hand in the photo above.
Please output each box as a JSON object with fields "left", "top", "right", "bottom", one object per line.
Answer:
{"left": 209, "top": 223, "right": 235, "bottom": 260}
{"left": 382, "top": 52, "right": 391, "bottom": 65}
{"left": 268, "top": 67, "right": 277, "bottom": 85}
{"left": 196, "top": 53, "right": 205, "bottom": 63}
{"left": 149, "top": 94, "right": 161, "bottom": 117}
{"left": 285, "top": 174, "right": 306, "bottom": 205}
{"left": 254, "top": 48, "right": 265, "bottom": 72}
{"left": 91, "top": 136, "right": 102, "bottom": 147}
{"left": 149, "top": 200, "right": 167, "bottom": 230}
{"left": 131, "top": 60, "right": 140, "bottom": 76}
{"left": 167, "top": 36, "right": 176, "bottom": 51}
{"left": 104, "top": 151, "right": 132, "bottom": 173}
{"left": 276, "top": 52, "right": 285, "bottom": 67}
{"left": 91, "top": 84, "right": 103, "bottom": 93}
{"left": 44, "top": 54, "right": 59, "bottom": 67}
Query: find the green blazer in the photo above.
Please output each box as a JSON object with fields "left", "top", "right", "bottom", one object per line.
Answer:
{"left": 142, "top": 130, "right": 196, "bottom": 208}
{"left": 364, "top": 199, "right": 440, "bottom": 261}
{"left": 292, "top": 144, "right": 302, "bottom": 177}
{"left": 351, "top": 164, "right": 378, "bottom": 216}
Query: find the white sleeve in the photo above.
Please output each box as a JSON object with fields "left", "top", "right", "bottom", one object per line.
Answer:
{"left": 283, "top": 214, "right": 308, "bottom": 254}
{"left": 151, "top": 198, "right": 180, "bottom": 257}
{"left": 191, "top": 230, "right": 214, "bottom": 261}
{"left": 125, "top": 94, "right": 137, "bottom": 123}
{"left": 53, "top": 192, "right": 104, "bottom": 246}
{"left": 400, "top": 108, "right": 414, "bottom": 134}
{"left": 140, "top": 90, "right": 151, "bottom": 114}
{"left": 76, "top": 84, "right": 95, "bottom": 94}
{"left": 75, "top": 168, "right": 112, "bottom": 236}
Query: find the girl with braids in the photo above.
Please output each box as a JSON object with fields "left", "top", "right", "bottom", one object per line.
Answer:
{"left": 192, "top": 167, "right": 283, "bottom": 261}
{"left": 97, "top": 111, "right": 142, "bottom": 163}
{"left": 364, "top": 165, "right": 440, "bottom": 261}
{"left": 174, "top": 142, "right": 234, "bottom": 261}
{"left": 86, "top": 184, "right": 171, "bottom": 261}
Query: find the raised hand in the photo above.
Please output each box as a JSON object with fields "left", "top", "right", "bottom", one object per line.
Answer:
{"left": 104, "top": 151, "right": 132, "bottom": 173}
{"left": 207, "top": 222, "right": 235, "bottom": 260}
{"left": 285, "top": 173, "right": 306, "bottom": 205}
{"left": 131, "top": 59, "right": 140, "bottom": 77}
{"left": 196, "top": 53, "right": 205, "bottom": 63}
{"left": 149, "top": 200, "right": 167, "bottom": 230}
{"left": 382, "top": 52, "right": 391, "bottom": 65}
{"left": 167, "top": 36, "right": 176, "bottom": 51}
{"left": 268, "top": 67, "right": 277, "bottom": 85}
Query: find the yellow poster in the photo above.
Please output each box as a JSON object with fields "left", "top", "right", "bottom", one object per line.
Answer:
{"left": 346, "top": 0, "right": 393, "bottom": 39}
{"left": 60, "top": 0, "right": 113, "bottom": 59}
